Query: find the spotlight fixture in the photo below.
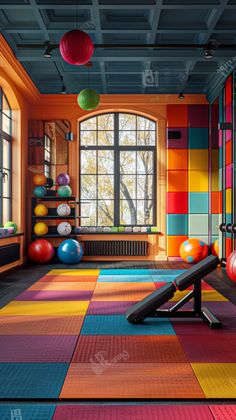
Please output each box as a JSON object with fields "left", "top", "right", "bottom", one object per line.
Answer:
{"left": 43, "top": 41, "right": 54, "bottom": 58}
{"left": 204, "top": 46, "right": 213, "bottom": 60}
{"left": 60, "top": 84, "right": 67, "bottom": 94}
{"left": 178, "top": 92, "right": 185, "bottom": 99}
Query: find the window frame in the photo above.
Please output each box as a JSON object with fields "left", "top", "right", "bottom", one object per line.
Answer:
{"left": 79, "top": 112, "right": 157, "bottom": 227}
{"left": 0, "top": 88, "right": 12, "bottom": 226}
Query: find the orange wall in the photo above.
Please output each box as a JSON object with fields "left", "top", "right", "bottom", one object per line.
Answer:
{"left": 0, "top": 34, "right": 209, "bottom": 265}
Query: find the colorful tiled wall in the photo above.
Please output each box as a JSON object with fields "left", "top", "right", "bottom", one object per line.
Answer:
{"left": 166, "top": 104, "right": 210, "bottom": 258}
{"left": 210, "top": 99, "right": 220, "bottom": 253}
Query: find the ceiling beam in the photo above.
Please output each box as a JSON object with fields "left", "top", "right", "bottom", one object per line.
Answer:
{"left": 91, "top": 0, "right": 107, "bottom": 93}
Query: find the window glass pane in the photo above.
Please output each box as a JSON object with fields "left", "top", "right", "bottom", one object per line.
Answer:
{"left": 2, "top": 94, "right": 10, "bottom": 118}
{"left": 120, "top": 151, "right": 136, "bottom": 174}
{"left": 98, "top": 175, "right": 114, "bottom": 199}
{"left": 81, "top": 131, "right": 96, "bottom": 146}
{"left": 137, "top": 151, "right": 153, "bottom": 174}
{"left": 137, "top": 131, "right": 155, "bottom": 146}
{"left": 3, "top": 198, "right": 10, "bottom": 225}
{"left": 137, "top": 200, "right": 153, "bottom": 224}
{"left": 98, "top": 114, "right": 114, "bottom": 130}
{"left": 137, "top": 116, "right": 155, "bottom": 131}
{"left": 44, "top": 164, "right": 50, "bottom": 178}
{"left": 98, "top": 150, "right": 114, "bottom": 174}
{"left": 2, "top": 113, "right": 10, "bottom": 134}
{"left": 120, "top": 175, "right": 136, "bottom": 199}
{"left": 98, "top": 131, "right": 114, "bottom": 146}
{"left": 120, "top": 199, "right": 136, "bottom": 225}
{"left": 119, "top": 113, "right": 136, "bottom": 130}
{"left": 3, "top": 170, "right": 10, "bottom": 198}
{"left": 3, "top": 139, "right": 10, "bottom": 169}
{"left": 81, "top": 117, "right": 97, "bottom": 130}
{"left": 81, "top": 201, "right": 97, "bottom": 226}
{"left": 119, "top": 131, "right": 136, "bottom": 146}
{"left": 137, "top": 175, "right": 153, "bottom": 199}
{"left": 81, "top": 150, "right": 97, "bottom": 174}
{"left": 81, "top": 175, "right": 97, "bottom": 199}
{"left": 98, "top": 200, "right": 114, "bottom": 226}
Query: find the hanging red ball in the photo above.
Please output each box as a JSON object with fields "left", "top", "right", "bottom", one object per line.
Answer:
{"left": 59, "top": 29, "right": 94, "bottom": 65}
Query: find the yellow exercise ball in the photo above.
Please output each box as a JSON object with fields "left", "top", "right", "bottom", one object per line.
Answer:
{"left": 34, "top": 222, "right": 48, "bottom": 236}
{"left": 34, "top": 204, "right": 48, "bottom": 217}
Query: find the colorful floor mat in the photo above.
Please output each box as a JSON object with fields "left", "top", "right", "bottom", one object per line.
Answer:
{"left": 0, "top": 267, "right": 235, "bottom": 400}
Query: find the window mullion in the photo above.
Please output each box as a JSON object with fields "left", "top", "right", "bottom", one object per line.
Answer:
{"left": 114, "top": 113, "right": 120, "bottom": 226}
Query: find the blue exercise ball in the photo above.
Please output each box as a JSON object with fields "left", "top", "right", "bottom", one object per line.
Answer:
{"left": 33, "top": 186, "right": 47, "bottom": 198}
{"left": 58, "top": 239, "right": 83, "bottom": 264}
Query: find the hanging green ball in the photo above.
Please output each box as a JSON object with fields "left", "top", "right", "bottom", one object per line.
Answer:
{"left": 77, "top": 88, "right": 100, "bottom": 111}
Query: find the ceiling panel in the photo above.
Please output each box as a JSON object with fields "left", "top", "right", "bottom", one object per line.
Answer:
{"left": 0, "top": 0, "right": 235, "bottom": 101}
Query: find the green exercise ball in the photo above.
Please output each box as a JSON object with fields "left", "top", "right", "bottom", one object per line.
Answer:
{"left": 57, "top": 185, "right": 72, "bottom": 197}
{"left": 4, "top": 221, "right": 17, "bottom": 234}
{"left": 77, "top": 88, "right": 100, "bottom": 111}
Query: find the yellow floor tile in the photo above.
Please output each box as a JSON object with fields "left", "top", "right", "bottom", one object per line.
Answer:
{"left": 47, "top": 269, "right": 100, "bottom": 276}
{"left": 192, "top": 363, "right": 236, "bottom": 398}
{"left": 171, "top": 290, "right": 228, "bottom": 302}
{"left": 0, "top": 301, "right": 89, "bottom": 316}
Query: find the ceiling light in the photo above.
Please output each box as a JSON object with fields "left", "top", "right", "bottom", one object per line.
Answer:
{"left": 61, "top": 85, "right": 67, "bottom": 94}
{"left": 43, "top": 41, "right": 54, "bottom": 58}
{"left": 178, "top": 92, "right": 185, "bottom": 99}
{"left": 204, "top": 48, "right": 213, "bottom": 60}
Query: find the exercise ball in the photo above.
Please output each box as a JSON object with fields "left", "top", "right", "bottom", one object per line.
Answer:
{"left": 77, "top": 88, "right": 100, "bottom": 111}
{"left": 33, "top": 186, "right": 47, "bottom": 198}
{"left": 57, "top": 185, "right": 72, "bottom": 197}
{"left": 57, "top": 203, "right": 71, "bottom": 216}
{"left": 180, "top": 238, "right": 208, "bottom": 263}
{"left": 56, "top": 173, "right": 70, "bottom": 186}
{"left": 34, "top": 222, "right": 48, "bottom": 236}
{"left": 34, "top": 204, "right": 48, "bottom": 217}
{"left": 28, "top": 239, "right": 54, "bottom": 264}
{"left": 226, "top": 250, "right": 236, "bottom": 284}
{"left": 57, "top": 222, "right": 72, "bottom": 236}
{"left": 58, "top": 239, "right": 83, "bottom": 264}
{"left": 4, "top": 221, "right": 17, "bottom": 234}
{"left": 33, "top": 174, "right": 47, "bottom": 186}
{"left": 59, "top": 29, "right": 94, "bottom": 65}
{"left": 211, "top": 239, "right": 219, "bottom": 256}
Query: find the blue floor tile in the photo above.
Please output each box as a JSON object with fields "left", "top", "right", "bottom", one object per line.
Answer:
{"left": 0, "top": 405, "right": 55, "bottom": 420}
{"left": 100, "top": 269, "right": 150, "bottom": 276}
{"left": 81, "top": 315, "right": 176, "bottom": 336}
{"left": 98, "top": 275, "right": 153, "bottom": 282}
{"left": 0, "top": 363, "right": 69, "bottom": 398}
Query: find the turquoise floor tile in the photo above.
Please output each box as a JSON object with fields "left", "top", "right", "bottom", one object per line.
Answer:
{"left": 0, "top": 363, "right": 68, "bottom": 398}
{"left": 98, "top": 275, "right": 153, "bottom": 282}
{"left": 81, "top": 315, "right": 176, "bottom": 336}
{"left": 0, "top": 405, "right": 55, "bottom": 420}
{"left": 100, "top": 269, "right": 149, "bottom": 276}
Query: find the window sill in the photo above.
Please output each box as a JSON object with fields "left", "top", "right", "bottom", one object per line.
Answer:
{"left": 0, "top": 233, "right": 24, "bottom": 240}
{"left": 77, "top": 231, "right": 162, "bottom": 235}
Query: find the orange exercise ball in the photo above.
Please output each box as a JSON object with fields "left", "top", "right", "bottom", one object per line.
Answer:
{"left": 180, "top": 238, "right": 208, "bottom": 263}
{"left": 33, "top": 174, "right": 47, "bottom": 186}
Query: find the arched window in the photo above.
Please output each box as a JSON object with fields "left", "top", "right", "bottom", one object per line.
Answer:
{"left": 0, "top": 88, "right": 12, "bottom": 225}
{"left": 80, "top": 112, "right": 156, "bottom": 227}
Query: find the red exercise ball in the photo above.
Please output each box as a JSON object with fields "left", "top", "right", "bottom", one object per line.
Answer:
{"left": 226, "top": 250, "right": 236, "bottom": 284}
{"left": 28, "top": 239, "right": 54, "bottom": 264}
{"left": 59, "top": 30, "right": 94, "bottom": 65}
{"left": 180, "top": 238, "right": 208, "bottom": 263}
